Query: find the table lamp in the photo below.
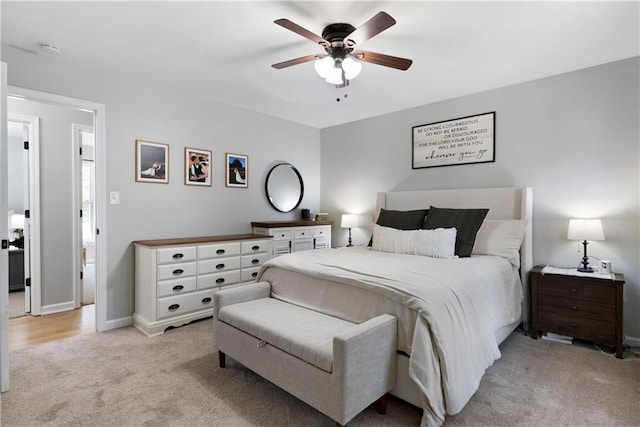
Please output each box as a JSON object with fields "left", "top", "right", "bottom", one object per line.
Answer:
{"left": 567, "top": 219, "right": 604, "bottom": 272}
{"left": 341, "top": 214, "right": 358, "bottom": 247}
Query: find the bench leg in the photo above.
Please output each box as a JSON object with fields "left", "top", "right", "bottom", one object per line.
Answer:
{"left": 375, "top": 394, "right": 388, "bottom": 415}
{"left": 218, "top": 351, "right": 226, "bottom": 368}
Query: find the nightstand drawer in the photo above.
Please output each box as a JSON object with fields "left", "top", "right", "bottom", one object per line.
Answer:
{"left": 537, "top": 278, "right": 615, "bottom": 303}
{"left": 537, "top": 311, "right": 615, "bottom": 344}
{"left": 537, "top": 295, "right": 615, "bottom": 322}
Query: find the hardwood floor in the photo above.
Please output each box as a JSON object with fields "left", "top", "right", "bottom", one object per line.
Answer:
{"left": 8, "top": 304, "right": 95, "bottom": 351}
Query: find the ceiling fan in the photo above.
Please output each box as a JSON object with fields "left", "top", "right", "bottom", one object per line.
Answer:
{"left": 271, "top": 11, "right": 413, "bottom": 87}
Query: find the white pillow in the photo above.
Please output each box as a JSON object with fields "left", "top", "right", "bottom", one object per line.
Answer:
{"left": 472, "top": 219, "right": 527, "bottom": 267}
{"left": 371, "top": 224, "right": 457, "bottom": 258}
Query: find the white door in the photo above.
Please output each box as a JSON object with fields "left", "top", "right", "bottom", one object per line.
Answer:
{"left": 1, "top": 61, "right": 10, "bottom": 392}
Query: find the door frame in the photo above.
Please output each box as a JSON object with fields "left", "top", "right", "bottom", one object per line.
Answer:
{"left": 7, "top": 113, "right": 40, "bottom": 315}
{"left": 1, "top": 62, "right": 9, "bottom": 392}
{"left": 8, "top": 86, "right": 108, "bottom": 332}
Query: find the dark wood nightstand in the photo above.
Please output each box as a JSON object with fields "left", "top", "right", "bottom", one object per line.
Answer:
{"left": 530, "top": 265, "right": 625, "bottom": 358}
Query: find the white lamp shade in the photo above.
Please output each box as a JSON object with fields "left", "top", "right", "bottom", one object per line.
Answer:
{"left": 314, "top": 56, "right": 334, "bottom": 78}
{"left": 341, "top": 214, "right": 358, "bottom": 228}
{"left": 342, "top": 56, "right": 362, "bottom": 80}
{"left": 10, "top": 213, "right": 25, "bottom": 229}
{"left": 567, "top": 219, "right": 604, "bottom": 241}
{"left": 325, "top": 66, "right": 344, "bottom": 85}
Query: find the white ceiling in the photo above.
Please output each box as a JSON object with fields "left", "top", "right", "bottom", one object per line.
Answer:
{"left": 2, "top": 1, "right": 638, "bottom": 129}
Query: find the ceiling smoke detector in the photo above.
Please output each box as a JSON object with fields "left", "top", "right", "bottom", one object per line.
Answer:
{"left": 39, "top": 43, "right": 62, "bottom": 55}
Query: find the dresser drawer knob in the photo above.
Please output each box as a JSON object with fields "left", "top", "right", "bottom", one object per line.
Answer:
{"left": 251, "top": 272, "right": 258, "bottom": 278}
{"left": 172, "top": 269, "right": 184, "bottom": 275}
{"left": 172, "top": 285, "right": 184, "bottom": 291}
{"left": 252, "top": 245, "right": 260, "bottom": 251}
{"left": 251, "top": 259, "right": 259, "bottom": 265}
{"left": 168, "top": 304, "right": 180, "bottom": 311}
{"left": 216, "top": 249, "right": 225, "bottom": 255}
{"left": 216, "top": 278, "right": 225, "bottom": 284}
{"left": 172, "top": 253, "right": 184, "bottom": 259}
{"left": 202, "top": 297, "right": 212, "bottom": 304}
{"left": 216, "top": 263, "right": 225, "bottom": 270}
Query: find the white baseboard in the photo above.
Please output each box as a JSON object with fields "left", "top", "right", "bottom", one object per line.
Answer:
{"left": 40, "top": 301, "right": 75, "bottom": 315}
{"left": 624, "top": 335, "right": 640, "bottom": 348}
{"left": 100, "top": 315, "right": 133, "bottom": 332}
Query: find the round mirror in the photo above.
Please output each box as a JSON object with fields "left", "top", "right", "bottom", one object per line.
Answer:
{"left": 265, "top": 163, "right": 304, "bottom": 213}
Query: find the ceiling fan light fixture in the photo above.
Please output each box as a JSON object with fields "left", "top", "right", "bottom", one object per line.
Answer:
{"left": 342, "top": 56, "right": 362, "bottom": 80}
{"left": 314, "top": 56, "right": 334, "bottom": 78}
{"left": 325, "top": 66, "right": 344, "bottom": 85}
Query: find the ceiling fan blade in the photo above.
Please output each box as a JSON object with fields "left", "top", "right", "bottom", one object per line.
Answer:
{"left": 274, "top": 19, "right": 328, "bottom": 45}
{"left": 354, "top": 50, "right": 413, "bottom": 70}
{"left": 271, "top": 54, "right": 319, "bottom": 69}
{"left": 345, "top": 11, "right": 396, "bottom": 47}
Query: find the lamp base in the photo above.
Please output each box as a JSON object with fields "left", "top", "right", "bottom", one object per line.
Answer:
{"left": 577, "top": 266, "right": 594, "bottom": 273}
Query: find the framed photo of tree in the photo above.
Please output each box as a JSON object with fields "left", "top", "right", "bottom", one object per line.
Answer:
{"left": 226, "top": 153, "right": 248, "bottom": 188}
{"left": 184, "top": 147, "right": 212, "bottom": 186}
{"left": 135, "top": 140, "right": 169, "bottom": 183}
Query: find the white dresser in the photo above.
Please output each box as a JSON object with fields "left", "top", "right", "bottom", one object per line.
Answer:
{"left": 133, "top": 234, "right": 272, "bottom": 336}
{"left": 251, "top": 220, "right": 332, "bottom": 256}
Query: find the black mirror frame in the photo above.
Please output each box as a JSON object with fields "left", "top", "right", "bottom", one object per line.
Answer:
{"left": 265, "top": 163, "right": 304, "bottom": 213}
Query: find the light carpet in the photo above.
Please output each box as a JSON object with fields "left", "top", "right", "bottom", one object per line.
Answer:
{"left": 1, "top": 319, "right": 638, "bottom": 426}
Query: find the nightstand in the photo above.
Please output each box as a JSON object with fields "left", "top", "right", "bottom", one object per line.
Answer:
{"left": 530, "top": 265, "right": 625, "bottom": 358}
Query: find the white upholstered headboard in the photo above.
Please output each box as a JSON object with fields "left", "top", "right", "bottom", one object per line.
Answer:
{"left": 376, "top": 186, "right": 533, "bottom": 330}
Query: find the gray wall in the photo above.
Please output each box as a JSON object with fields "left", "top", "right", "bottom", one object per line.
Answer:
{"left": 321, "top": 57, "right": 640, "bottom": 340}
{"left": 4, "top": 48, "right": 321, "bottom": 322}
{"left": 8, "top": 99, "right": 93, "bottom": 308}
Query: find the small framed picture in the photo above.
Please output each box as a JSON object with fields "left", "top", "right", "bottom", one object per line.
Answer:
{"left": 226, "top": 153, "right": 248, "bottom": 188}
{"left": 184, "top": 147, "right": 212, "bottom": 186}
{"left": 135, "top": 140, "right": 169, "bottom": 183}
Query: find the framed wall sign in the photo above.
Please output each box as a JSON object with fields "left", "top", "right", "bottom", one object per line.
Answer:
{"left": 412, "top": 112, "right": 495, "bottom": 169}
{"left": 135, "top": 139, "right": 169, "bottom": 183}
{"left": 226, "top": 153, "right": 248, "bottom": 188}
{"left": 184, "top": 147, "right": 212, "bottom": 186}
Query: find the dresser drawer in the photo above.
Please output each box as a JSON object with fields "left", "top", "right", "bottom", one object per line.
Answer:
{"left": 271, "top": 229, "right": 292, "bottom": 240}
{"left": 313, "top": 227, "right": 330, "bottom": 238}
{"left": 314, "top": 237, "right": 330, "bottom": 249}
{"left": 537, "top": 294, "right": 614, "bottom": 322}
{"left": 157, "top": 276, "right": 197, "bottom": 298}
{"left": 198, "top": 257, "right": 241, "bottom": 275}
{"left": 156, "top": 290, "right": 215, "bottom": 320}
{"left": 241, "top": 267, "right": 261, "bottom": 282}
{"left": 157, "top": 262, "right": 196, "bottom": 281}
{"left": 537, "top": 311, "right": 615, "bottom": 344}
{"left": 241, "top": 253, "right": 270, "bottom": 268}
{"left": 198, "top": 242, "right": 241, "bottom": 259}
{"left": 537, "top": 278, "right": 615, "bottom": 303}
{"left": 241, "top": 240, "right": 271, "bottom": 254}
{"left": 197, "top": 270, "right": 241, "bottom": 290}
{"left": 294, "top": 228, "right": 312, "bottom": 239}
{"left": 157, "top": 246, "right": 197, "bottom": 264}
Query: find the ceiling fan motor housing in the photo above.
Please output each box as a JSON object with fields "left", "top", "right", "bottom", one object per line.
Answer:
{"left": 322, "top": 23, "right": 356, "bottom": 58}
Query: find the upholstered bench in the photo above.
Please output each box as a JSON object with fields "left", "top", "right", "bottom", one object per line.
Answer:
{"left": 213, "top": 281, "right": 397, "bottom": 427}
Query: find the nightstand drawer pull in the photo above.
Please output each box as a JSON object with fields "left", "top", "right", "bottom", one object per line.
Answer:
{"left": 216, "top": 249, "right": 225, "bottom": 255}
{"left": 202, "top": 297, "right": 212, "bottom": 304}
{"left": 257, "top": 340, "right": 266, "bottom": 348}
{"left": 172, "top": 269, "right": 184, "bottom": 275}
{"left": 216, "top": 278, "right": 225, "bottom": 284}
{"left": 252, "top": 245, "right": 260, "bottom": 251}
{"left": 216, "top": 263, "right": 225, "bottom": 270}
{"left": 571, "top": 322, "right": 577, "bottom": 328}
{"left": 571, "top": 305, "right": 577, "bottom": 310}
{"left": 172, "top": 253, "right": 184, "bottom": 259}
{"left": 571, "top": 288, "right": 577, "bottom": 293}
{"left": 168, "top": 304, "right": 180, "bottom": 311}
{"left": 172, "top": 285, "right": 184, "bottom": 291}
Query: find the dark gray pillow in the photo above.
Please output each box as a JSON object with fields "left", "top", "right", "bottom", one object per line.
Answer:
{"left": 422, "top": 206, "right": 489, "bottom": 257}
{"left": 368, "top": 208, "right": 429, "bottom": 246}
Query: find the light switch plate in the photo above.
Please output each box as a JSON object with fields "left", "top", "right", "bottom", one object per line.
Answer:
{"left": 110, "top": 191, "right": 120, "bottom": 205}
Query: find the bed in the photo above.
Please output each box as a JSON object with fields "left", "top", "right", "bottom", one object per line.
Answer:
{"left": 257, "top": 187, "right": 533, "bottom": 427}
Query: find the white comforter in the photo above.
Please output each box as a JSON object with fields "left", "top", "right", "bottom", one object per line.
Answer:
{"left": 258, "top": 247, "right": 522, "bottom": 427}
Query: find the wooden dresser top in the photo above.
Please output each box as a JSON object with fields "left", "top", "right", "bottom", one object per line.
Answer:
{"left": 132, "top": 233, "right": 272, "bottom": 248}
